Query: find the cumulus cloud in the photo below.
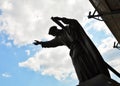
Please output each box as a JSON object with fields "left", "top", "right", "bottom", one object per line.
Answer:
{"left": 0, "top": 0, "right": 93, "bottom": 80}
{"left": 19, "top": 46, "right": 76, "bottom": 80}
{"left": 0, "top": 0, "right": 93, "bottom": 46}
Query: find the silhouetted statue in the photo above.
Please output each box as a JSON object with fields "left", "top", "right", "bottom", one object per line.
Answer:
{"left": 33, "top": 17, "right": 110, "bottom": 85}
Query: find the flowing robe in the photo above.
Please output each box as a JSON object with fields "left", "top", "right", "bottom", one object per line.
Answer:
{"left": 40, "top": 19, "right": 110, "bottom": 83}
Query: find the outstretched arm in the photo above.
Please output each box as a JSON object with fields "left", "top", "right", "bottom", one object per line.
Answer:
{"left": 52, "top": 17, "right": 77, "bottom": 25}
{"left": 33, "top": 40, "right": 42, "bottom": 45}
{"left": 33, "top": 37, "right": 63, "bottom": 48}
{"left": 51, "top": 17, "right": 65, "bottom": 29}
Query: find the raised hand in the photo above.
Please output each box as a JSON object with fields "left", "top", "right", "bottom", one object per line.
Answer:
{"left": 51, "top": 16, "right": 61, "bottom": 20}
{"left": 33, "top": 40, "right": 41, "bottom": 45}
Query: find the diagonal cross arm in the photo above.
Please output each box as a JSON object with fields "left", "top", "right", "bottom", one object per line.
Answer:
{"left": 51, "top": 17, "right": 65, "bottom": 29}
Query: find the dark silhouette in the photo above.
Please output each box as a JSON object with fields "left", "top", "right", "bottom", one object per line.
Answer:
{"left": 33, "top": 17, "right": 110, "bottom": 85}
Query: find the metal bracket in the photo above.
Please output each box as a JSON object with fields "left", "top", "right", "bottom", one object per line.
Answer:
{"left": 88, "top": 10, "right": 103, "bottom": 21}
{"left": 88, "top": 9, "right": 120, "bottom": 21}
{"left": 113, "top": 42, "right": 120, "bottom": 50}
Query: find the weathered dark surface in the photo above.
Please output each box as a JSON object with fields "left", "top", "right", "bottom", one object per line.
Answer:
{"left": 89, "top": 0, "right": 120, "bottom": 43}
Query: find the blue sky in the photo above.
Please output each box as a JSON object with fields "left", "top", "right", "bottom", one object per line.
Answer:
{"left": 0, "top": 32, "right": 77, "bottom": 86}
{"left": 0, "top": 0, "right": 120, "bottom": 86}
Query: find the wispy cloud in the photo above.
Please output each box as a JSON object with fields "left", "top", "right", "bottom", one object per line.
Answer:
{"left": 0, "top": 39, "right": 12, "bottom": 47}
{"left": 104, "top": 49, "right": 120, "bottom": 82}
{"left": 2, "top": 72, "right": 11, "bottom": 78}
{"left": 98, "top": 36, "right": 116, "bottom": 54}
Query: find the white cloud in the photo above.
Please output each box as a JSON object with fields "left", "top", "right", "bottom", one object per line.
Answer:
{"left": 1, "top": 40, "right": 12, "bottom": 47}
{"left": 101, "top": 48, "right": 120, "bottom": 82}
{"left": 5, "top": 42, "right": 12, "bottom": 47}
{"left": 82, "top": 17, "right": 120, "bottom": 80}
{"left": 19, "top": 46, "right": 77, "bottom": 80}
{"left": 67, "top": 0, "right": 76, "bottom": 6}
{"left": 109, "top": 58, "right": 120, "bottom": 72}
{"left": 0, "top": 0, "right": 93, "bottom": 46}
{"left": 84, "top": 19, "right": 112, "bottom": 35}
{"left": 0, "top": 0, "right": 93, "bottom": 80}
{"left": 1, "top": 1, "right": 13, "bottom": 10}
{"left": 2, "top": 72, "right": 11, "bottom": 78}
{"left": 98, "top": 36, "right": 117, "bottom": 54}
{"left": 70, "top": 72, "right": 78, "bottom": 80}
{"left": 102, "top": 48, "right": 120, "bottom": 72}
